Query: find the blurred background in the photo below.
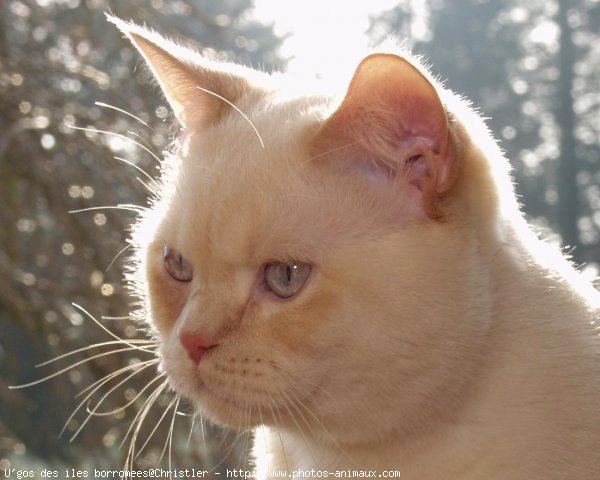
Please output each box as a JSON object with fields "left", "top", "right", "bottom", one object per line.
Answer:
{"left": 0, "top": 0, "right": 598, "bottom": 473}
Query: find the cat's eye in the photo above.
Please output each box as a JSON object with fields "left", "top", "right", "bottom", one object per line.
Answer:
{"left": 163, "top": 246, "right": 193, "bottom": 282}
{"left": 264, "top": 262, "right": 312, "bottom": 299}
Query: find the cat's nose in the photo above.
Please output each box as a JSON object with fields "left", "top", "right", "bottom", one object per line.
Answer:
{"left": 179, "top": 331, "right": 214, "bottom": 365}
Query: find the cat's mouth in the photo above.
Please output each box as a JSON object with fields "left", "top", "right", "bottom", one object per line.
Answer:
{"left": 166, "top": 353, "right": 320, "bottom": 429}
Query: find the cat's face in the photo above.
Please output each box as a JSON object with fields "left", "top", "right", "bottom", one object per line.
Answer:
{"left": 116, "top": 17, "right": 494, "bottom": 443}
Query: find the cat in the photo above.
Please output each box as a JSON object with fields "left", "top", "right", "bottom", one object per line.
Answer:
{"left": 108, "top": 15, "right": 600, "bottom": 480}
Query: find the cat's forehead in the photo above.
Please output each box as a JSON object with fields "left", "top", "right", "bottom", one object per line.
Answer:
{"left": 181, "top": 94, "right": 322, "bottom": 193}
{"left": 165, "top": 93, "right": 330, "bottom": 264}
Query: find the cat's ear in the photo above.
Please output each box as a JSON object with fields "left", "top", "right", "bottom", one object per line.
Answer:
{"left": 107, "top": 15, "right": 249, "bottom": 128}
{"left": 311, "top": 53, "right": 456, "bottom": 218}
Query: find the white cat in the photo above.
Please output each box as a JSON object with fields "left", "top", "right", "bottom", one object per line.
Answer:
{"left": 110, "top": 16, "right": 600, "bottom": 479}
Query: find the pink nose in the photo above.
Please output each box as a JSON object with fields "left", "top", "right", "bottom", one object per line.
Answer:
{"left": 179, "top": 332, "right": 213, "bottom": 365}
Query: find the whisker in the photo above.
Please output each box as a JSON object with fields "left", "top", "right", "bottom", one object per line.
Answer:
{"left": 166, "top": 396, "right": 180, "bottom": 473}
{"left": 243, "top": 401, "right": 251, "bottom": 470}
{"left": 137, "top": 393, "right": 178, "bottom": 459}
{"left": 76, "top": 358, "right": 157, "bottom": 398}
{"left": 135, "top": 176, "right": 157, "bottom": 195}
{"left": 196, "top": 86, "right": 264, "bottom": 149}
{"left": 126, "top": 130, "right": 157, "bottom": 151}
{"left": 113, "top": 156, "right": 159, "bottom": 186}
{"left": 277, "top": 389, "right": 316, "bottom": 464}
{"left": 71, "top": 303, "right": 155, "bottom": 353}
{"left": 267, "top": 391, "right": 289, "bottom": 473}
{"left": 71, "top": 361, "right": 157, "bottom": 441}
{"left": 106, "top": 244, "right": 134, "bottom": 273}
{"left": 187, "top": 413, "right": 195, "bottom": 447}
{"left": 210, "top": 433, "right": 239, "bottom": 475}
{"left": 231, "top": 401, "right": 248, "bottom": 466}
{"left": 199, "top": 410, "right": 206, "bottom": 443}
{"left": 277, "top": 369, "right": 349, "bottom": 459}
{"left": 208, "top": 402, "right": 247, "bottom": 476}
{"left": 121, "top": 379, "right": 167, "bottom": 449}
{"left": 67, "top": 124, "right": 162, "bottom": 163}
{"left": 36, "top": 340, "right": 155, "bottom": 367}
{"left": 277, "top": 367, "right": 339, "bottom": 407}
{"left": 61, "top": 360, "right": 156, "bottom": 437}
{"left": 9, "top": 346, "right": 146, "bottom": 389}
{"left": 307, "top": 141, "right": 358, "bottom": 162}
{"left": 122, "top": 379, "right": 168, "bottom": 467}
{"left": 86, "top": 371, "right": 164, "bottom": 417}
{"left": 288, "top": 383, "right": 347, "bottom": 458}
{"left": 95, "top": 101, "right": 152, "bottom": 129}
{"left": 68, "top": 205, "right": 144, "bottom": 214}
{"left": 256, "top": 403, "right": 269, "bottom": 475}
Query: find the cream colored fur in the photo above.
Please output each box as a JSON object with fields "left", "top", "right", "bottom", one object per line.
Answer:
{"left": 110, "top": 16, "right": 600, "bottom": 479}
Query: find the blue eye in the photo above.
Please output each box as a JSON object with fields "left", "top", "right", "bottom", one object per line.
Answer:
{"left": 163, "top": 246, "right": 193, "bottom": 282}
{"left": 264, "top": 262, "right": 312, "bottom": 298}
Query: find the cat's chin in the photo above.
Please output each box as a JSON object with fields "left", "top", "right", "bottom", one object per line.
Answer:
{"left": 165, "top": 366, "right": 306, "bottom": 430}
{"left": 174, "top": 378, "right": 293, "bottom": 430}
{"left": 184, "top": 378, "right": 261, "bottom": 429}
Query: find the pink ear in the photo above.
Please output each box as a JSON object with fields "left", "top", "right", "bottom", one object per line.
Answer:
{"left": 311, "top": 53, "right": 455, "bottom": 218}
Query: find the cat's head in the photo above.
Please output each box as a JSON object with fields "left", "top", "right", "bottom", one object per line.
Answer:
{"left": 113, "top": 17, "right": 506, "bottom": 445}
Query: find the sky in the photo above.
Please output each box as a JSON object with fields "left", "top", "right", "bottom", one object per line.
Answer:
{"left": 252, "top": 0, "right": 401, "bottom": 76}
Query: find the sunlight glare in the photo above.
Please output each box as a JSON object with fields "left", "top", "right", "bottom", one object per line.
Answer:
{"left": 253, "top": 0, "right": 399, "bottom": 77}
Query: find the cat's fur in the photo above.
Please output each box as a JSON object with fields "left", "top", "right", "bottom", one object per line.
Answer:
{"left": 110, "top": 16, "right": 600, "bottom": 479}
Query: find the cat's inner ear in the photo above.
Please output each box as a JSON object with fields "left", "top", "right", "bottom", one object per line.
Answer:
{"left": 108, "top": 15, "right": 248, "bottom": 128}
{"left": 311, "top": 53, "right": 455, "bottom": 217}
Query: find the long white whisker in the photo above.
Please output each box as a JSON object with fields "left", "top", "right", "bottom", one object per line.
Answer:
{"left": 68, "top": 204, "right": 145, "bottom": 215}
{"left": 95, "top": 101, "right": 152, "bottom": 128}
{"left": 121, "top": 379, "right": 167, "bottom": 449}
{"left": 257, "top": 402, "right": 270, "bottom": 475}
{"left": 113, "top": 156, "right": 158, "bottom": 186}
{"left": 67, "top": 124, "right": 162, "bottom": 163}
{"left": 210, "top": 405, "right": 245, "bottom": 476}
{"left": 113, "top": 157, "right": 158, "bottom": 185}
{"left": 200, "top": 410, "right": 206, "bottom": 443}
{"left": 76, "top": 358, "right": 158, "bottom": 398}
{"left": 137, "top": 393, "right": 178, "bottom": 459}
{"left": 284, "top": 389, "right": 316, "bottom": 437}
{"left": 243, "top": 401, "right": 252, "bottom": 470}
{"left": 36, "top": 340, "right": 155, "bottom": 367}
{"left": 106, "top": 244, "right": 134, "bottom": 272}
{"left": 86, "top": 371, "right": 164, "bottom": 417}
{"left": 288, "top": 383, "right": 347, "bottom": 458}
{"left": 126, "top": 130, "right": 159, "bottom": 154}
{"left": 196, "top": 86, "right": 264, "bottom": 149}
{"left": 61, "top": 360, "right": 155, "bottom": 437}
{"left": 9, "top": 346, "right": 144, "bottom": 389}
{"left": 122, "top": 380, "right": 168, "bottom": 463}
{"left": 71, "top": 303, "right": 155, "bottom": 353}
{"left": 277, "top": 389, "right": 316, "bottom": 464}
{"left": 166, "top": 396, "right": 180, "bottom": 473}
{"left": 266, "top": 391, "right": 289, "bottom": 473}
{"left": 187, "top": 413, "right": 195, "bottom": 447}
{"left": 71, "top": 362, "right": 156, "bottom": 442}
{"left": 135, "top": 176, "right": 157, "bottom": 194}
